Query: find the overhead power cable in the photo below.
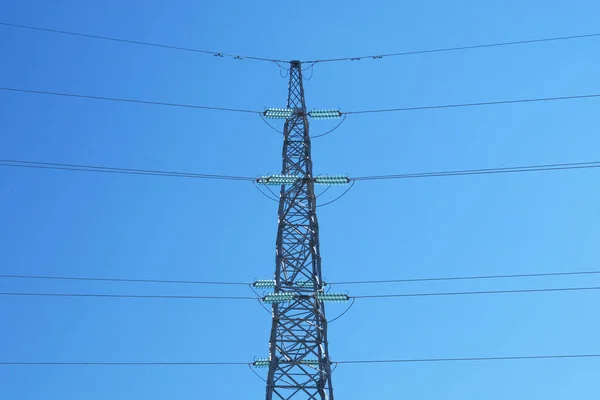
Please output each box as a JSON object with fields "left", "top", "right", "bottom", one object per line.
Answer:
{"left": 4, "top": 22, "right": 598, "bottom": 66}
{"left": 2, "top": 354, "right": 599, "bottom": 366}
{"left": 307, "top": 32, "right": 600, "bottom": 63}
{"left": 0, "top": 292, "right": 256, "bottom": 300}
{"left": 335, "top": 354, "right": 600, "bottom": 364}
{"left": 0, "top": 273, "right": 250, "bottom": 286}
{"left": 0, "top": 22, "right": 285, "bottom": 64}
{"left": 353, "top": 286, "right": 600, "bottom": 299}
{"left": 3, "top": 269, "right": 599, "bottom": 287}
{"left": 332, "top": 269, "right": 600, "bottom": 285}
{"left": 352, "top": 161, "right": 600, "bottom": 181}
{"left": 2, "top": 158, "right": 600, "bottom": 183}
{"left": 2, "top": 286, "right": 599, "bottom": 300}
{"left": 3, "top": 87, "right": 599, "bottom": 116}
{"left": 0, "top": 361, "right": 249, "bottom": 366}
{"left": 0, "top": 159, "right": 255, "bottom": 181}
{"left": 0, "top": 88, "right": 260, "bottom": 114}
{"left": 344, "top": 93, "right": 600, "bottom": 115}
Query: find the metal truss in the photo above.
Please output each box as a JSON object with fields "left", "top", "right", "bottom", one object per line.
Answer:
{"left": 264, "top": 61, "right": 335, "bottom": 400}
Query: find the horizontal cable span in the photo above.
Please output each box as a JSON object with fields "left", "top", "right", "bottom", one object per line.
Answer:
{"left": 336, "top": 354, "right": 600, "bottom": 364}
{"left": 3, "top": 88, "right": 599, "bottom": 116}
{"left": 353, "top": 286, "right": 600, "bottom": 299}
{"left": 0, "top": 159, "right": 255, "bottom": 181}
{"left": 332, "top": 269, "right": 600, "bottom": 285}
{"left": 307, "top": 32, "right": 600, "bottom": 63}
{"left": 2, "top": 286, "right": 599, "bottom": 300}
{"left": 352, "top": 161, "right": 600, "bottom": 181}
{"left": 0, "top": 22, "right": 285, "bottom": 63}
{"left": 2, "top": 354, "right": 599, "bottom": 366}
{"left": 0, "top": 274, "right": 250, "bottom": 285}
{"left": 0, "top": 88, "right": 260, "bottom": 114}
{"left": 0, "top": 293, "right": 256, "bottom": 300}
{"left": 0, "top": 361, "right": 249, "bottom": 365}
{"left": 344, "top": 93, "right": 600, "bottom": 115}
{"left": 5, "top": 22, "right": 596, "bottom": 66}
{"left": 2, "top": 159, "right": 599, "bottom": 183}
{"left": 3, "top": 269, "right": 599, "bottom": 286}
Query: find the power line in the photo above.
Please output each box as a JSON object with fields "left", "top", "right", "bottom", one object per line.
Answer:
{"left": 5, "top": 22, "right": 596, "bottom": 66}
{"left": 332, "top": 269, "right": 600, "bottom": 285}
{"left": 3, "top": 269, "right": 599, "bottom": 287}
{"left": 2, "top": 159, "right": 599, "bottom": 183}
{"left": 2, "top": 354, "right": 599, "bottom": 366}
{"left": 3, "top": 286, "right": 599, "bottom": 300}
{"left": 0, "top": 293, "right": 256, "bottom": 300}
{"left": 0, "top": 88, "right": 260, "bottom": 114}
{"left": 344, "top": 93, "right": 600, "bottom": 115}
{"left": 0, "top": 362, "right": 249, "bottom": 366}
{"left": 0, "top": 22, "right": 285, "bottom": 64}
{"left": 307, "top": 32, "right": 600, "bottom": 63}
{"left": 0, "top": 273, "right": 250, "bottom": 285}
{"left": 352, "top": 161, "right": 600, "bottom": 181}
{"left": 353, "top": 286, "right": 600, "bottom": 299}
{"left": 0, "top": 159, "right": 255, "bottom": 181}
{"left": 3, "top": 88, "right": 599, "bottom": 116}
{"left": 336, "top": 354, "right": 600, "bottom": 364}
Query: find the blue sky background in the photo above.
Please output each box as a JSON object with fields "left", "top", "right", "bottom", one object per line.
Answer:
{"left": 1, "top": 0, "right": 600, "bottom": 398}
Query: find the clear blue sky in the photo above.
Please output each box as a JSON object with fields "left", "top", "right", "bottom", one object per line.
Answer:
{"left": 1, "top": 1, "right": 600, "bottom": 398}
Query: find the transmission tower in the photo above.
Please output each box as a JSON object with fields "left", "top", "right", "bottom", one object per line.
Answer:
{"left": 253, "top": 61, "right": 349, "bottom": 400}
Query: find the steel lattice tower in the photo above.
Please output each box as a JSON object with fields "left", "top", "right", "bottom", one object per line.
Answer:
{"left": 264, "top": 61, "right": 335, "bottom": 400}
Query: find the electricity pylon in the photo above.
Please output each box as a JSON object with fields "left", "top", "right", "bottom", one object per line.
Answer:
{"left": 254, "top": 61, "right": 348, "bottom": 400}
